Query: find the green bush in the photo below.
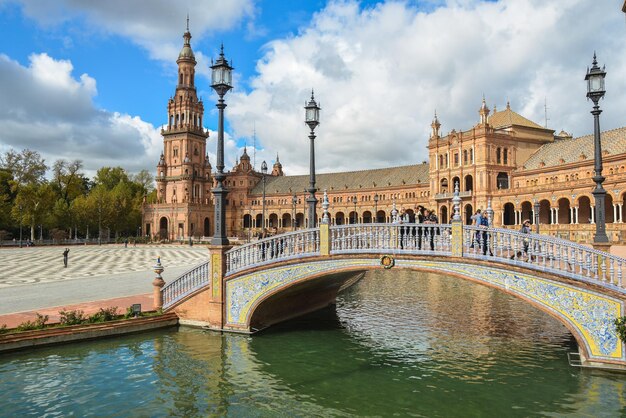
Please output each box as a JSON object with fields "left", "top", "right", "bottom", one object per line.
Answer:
{"left": 0, "top": 324, "right": 7, "bottom": 334}
{"left": 16, "top": 313, "right": 48, "bottom": 331}
{"left": 124, "top": 306, "right": 138, "bottom": 319}
{"left": 59, "top": 309, "right": 86, "bottom": 326}
{"left": 87, "top": 307, "right": 118, "bottom": 323}
{"left": 615, "top": 317, "right": 626, "bottom": 345}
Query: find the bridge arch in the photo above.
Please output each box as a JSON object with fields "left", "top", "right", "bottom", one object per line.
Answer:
{"left": 224, "top": 257, "right": 623, "bottom": 365}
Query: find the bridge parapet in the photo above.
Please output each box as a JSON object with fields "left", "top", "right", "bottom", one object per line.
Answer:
{"left": 464, "top": 225, "right": 625, "bottom": 293}
{"left": 162, "top": 260, "right": 210, "bottom": 310}
{"left": 225, "top": 229, "right": 320, "bottom": 276}
{"left": 329, "top": 224, "right": 452, "bottom": 256}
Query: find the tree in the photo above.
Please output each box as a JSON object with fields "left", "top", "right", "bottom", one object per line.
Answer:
{"left": 12, "top": 183, "right": 56, "bottom": 240}
{"left": 0, "top": 149, "right": 47, "bottom": 188}
{"left": 131, "top": 169, "right": 155, "bottom": 195}
{"left": 94, "top": 167, "right": 130, "bottom": 190}
{"left": 52, "top": 159, "right": 86, "bottom": 205}
{"left": 0, "top": 169, "right": 14, "bottom": 230}
{"left": 86, "top": 185, "right": 115, "bottom": 243}
{"left": 51, "top": 159, "right": 87, "bottom": 235}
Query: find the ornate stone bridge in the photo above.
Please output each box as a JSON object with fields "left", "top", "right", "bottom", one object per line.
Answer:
{"left": 156, "top": 219, "right": 626, "bottom": 370}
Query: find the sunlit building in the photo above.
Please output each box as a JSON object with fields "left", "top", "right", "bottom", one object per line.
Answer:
{"left": 143, "top": 27, "right": 626, "bottom": 244}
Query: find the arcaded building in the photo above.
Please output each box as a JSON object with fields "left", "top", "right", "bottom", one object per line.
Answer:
{"left": 143, "top": 28, "right": 626, "bottom": 244}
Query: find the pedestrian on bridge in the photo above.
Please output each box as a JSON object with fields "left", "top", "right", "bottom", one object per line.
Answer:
{"left": 423, "top": 209, "right": 438, "bottom": 251}
{"left": 478, "top": 212, "right": 492, "bottom": 256}
{"left": 63, "top": 248, "right": 70, "bottom": 268}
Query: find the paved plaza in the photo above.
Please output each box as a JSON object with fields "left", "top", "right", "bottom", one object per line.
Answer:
{"left": 0, "top": 244, "right": 208, "bottom": 316}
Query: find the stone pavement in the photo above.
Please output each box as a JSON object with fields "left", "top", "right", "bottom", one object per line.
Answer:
{"left": 0, "top": 244, "right": 209, "bottom": 327}
{"left": 0, "top": 243, "right": 207, "bottom": 287}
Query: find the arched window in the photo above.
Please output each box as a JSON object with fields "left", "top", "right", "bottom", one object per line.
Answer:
{"left": 463, "top": 150, "right": 468, "bottom": 165}
{"left": 496, "top": 147, "right": 501, "bottom": 164}
{"left": 179, "top": 73, "right": 183, "bottom": 84}
{"left": 439, "top": 154, "right": 444, "bottom": 168}
{"left": 503, "top": 148, "right": 508, "bottom": 165}
{"left": 470, "top": 148, "right": 474, "bottom": 163}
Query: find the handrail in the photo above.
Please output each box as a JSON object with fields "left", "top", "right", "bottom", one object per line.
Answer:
{"left": 330, "top": 224, "right": 452, "bottom": 256}
{"left": 225, "top": 228, "right": 320, "bottom": 276}
{"left": 162, "top": 260, "right": 210, "bottom": 310}
{"left": 464, "top": 225, "right": 625, "bottom": 293}
{"left": 164, "top": 223, "right": 625, "bottom": 310}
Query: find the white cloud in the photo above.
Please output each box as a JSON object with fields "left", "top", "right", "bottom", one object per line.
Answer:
{"left": 17, "top": 0, "right": 255, "bottom": 76}
{"left": 0, "top": 53, "right": 161, "bottom": 175}
{"left": 228, "top": 0, "right": 626, "bottom": 175}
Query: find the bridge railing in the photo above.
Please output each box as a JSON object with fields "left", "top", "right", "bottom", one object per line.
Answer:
{"left": 225, "top": 229, "right": 320, "bottom": 275}
{"left": 464, "top": 225, "right": 625, "bottom": 291}
{"left": 162, "top": 260, "right": 210, "bottom": 310}
{"left": 330, "top": 224, "right": 452, "bottom": 255}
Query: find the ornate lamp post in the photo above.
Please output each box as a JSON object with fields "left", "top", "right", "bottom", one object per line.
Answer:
{"left": 292, "top": 194, "right": 298, "bottom": 230}
{"left": 352, "top": 196, "right": 357, "bottom": 224}
{"left": 304, "top": 91, "right": 320, "bottom": 228}
{"left": 261, "top": 161, "right": 267, "bottom": 235}
{"left": 374, "top": 194, "right": 379, "bottom": 223}
{"left": 533, "top": 198, "right": 540, "bottom": 234}
{"left": 210, "top": 45, "right": 234, "bottom": 246}
{"left": 585, "top": 53, "right": 609, "bottom": 244}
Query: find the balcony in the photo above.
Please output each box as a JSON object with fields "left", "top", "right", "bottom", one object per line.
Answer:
{"left": 434, "top": 190, "right": 472, "bottom": 200}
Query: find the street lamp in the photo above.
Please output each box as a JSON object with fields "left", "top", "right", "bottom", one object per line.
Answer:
{"left": 374, "top": 194, "right": 379, "bottom": 223}
{"left": 18, "top": 204, "right": 22, "bottom": 248}
{"left": 585, "top": 53, "right": 609, "bottom": 244}
{"left": 352, "top": 196, "right": 358, "bottom": 224}
{"left": 292, "top": 194, "right": 298, "bottom": 231}
{"left": 533, "top": 198, "right": 540, "bottom": 234}
{"left": 304, "top": 90, "right": 320, "bottom": 228}
{"left": 210, "top": 44, "right": 234, "bottom": 246}
{"left": 261, "top": 160, "right": 268, "bottom": 236}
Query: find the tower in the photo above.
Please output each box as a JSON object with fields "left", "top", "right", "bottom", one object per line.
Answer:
{"left": 146, "top": 20, "right": 213, "bottom": 240}
{"left": 430, "top": 111, "right": 441, "bottom": 139}
{"left": 271, "top": 153, "right": 284, "bottom": 176}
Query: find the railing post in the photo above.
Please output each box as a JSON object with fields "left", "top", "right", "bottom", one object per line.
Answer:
{"left": 320, "top": 224, "right": 330, "bottom": 256}
{"left": 451, "top": 181, "right": 463, "bottom": 257}
{"left": 320, "top": 190, "right": 331, "bottom": 256}
{"left": 152, "top": 257, "right": 165, "bottom": 310}
{"left": 451, "top": 220, "right": 463, "bottom": 257}
{"left": 207, "top": 244, "right": 232, "bottom": 329}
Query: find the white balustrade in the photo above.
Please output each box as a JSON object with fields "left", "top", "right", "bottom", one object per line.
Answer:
{"left": 464, "top": 225, "right": 625, "bottom": 292}
{"left": 225, "top": 229, "right": 320, "bottom": 275}
{"left": 162, "top": 260, "right": 210, "bottom": 309}
{"left": 329, "top": 224, "right": 452, "bottom": 255}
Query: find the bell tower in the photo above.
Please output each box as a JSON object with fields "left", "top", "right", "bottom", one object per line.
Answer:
{"left": 149, "top": 19, "right": 214, "bottom": 241}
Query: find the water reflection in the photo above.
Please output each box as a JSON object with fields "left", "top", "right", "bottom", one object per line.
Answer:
{"left": 0, "top": 270, "right": 625, "bottom": 417}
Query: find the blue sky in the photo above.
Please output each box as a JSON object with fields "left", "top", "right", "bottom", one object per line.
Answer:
{"left": 0, "top": 0, "right": 625, "bottom": 176}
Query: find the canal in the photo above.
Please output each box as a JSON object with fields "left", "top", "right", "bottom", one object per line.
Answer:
{"left": 1, "top": 270, "right": 624, "bottom": 417}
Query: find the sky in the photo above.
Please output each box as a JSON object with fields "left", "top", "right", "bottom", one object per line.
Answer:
{"left": 0, "top": 0, "right": 625, "bottom": 178}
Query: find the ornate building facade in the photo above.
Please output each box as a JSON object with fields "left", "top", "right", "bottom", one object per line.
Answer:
{"left": 143, "top": 27, "right": 626, "bottom": 244}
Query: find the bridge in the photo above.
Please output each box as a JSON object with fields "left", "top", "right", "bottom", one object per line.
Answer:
{"left": 153, "top": 213, "right": 626, "bottom": 370}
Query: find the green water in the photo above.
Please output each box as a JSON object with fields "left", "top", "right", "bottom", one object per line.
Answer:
{"left": 1, "top": 270, "right": 625, "bottom": 417}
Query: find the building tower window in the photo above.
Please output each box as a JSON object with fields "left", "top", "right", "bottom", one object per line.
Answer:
{"left": 496, "top": 147, "right": 501, "bottom": 164}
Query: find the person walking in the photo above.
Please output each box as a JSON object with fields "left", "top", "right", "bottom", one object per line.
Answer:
{"left": 516, "top": 219, "right": 532, "bottom": 260}
{"left": 478, "top": 211, "right": 492, "bottom": 256}
{"left": 469, "top": 209, "right": 482, "bottom": 248}
{"left": 63, "top": 248, "right": 70, "bottom": 268}
{"left": 414, "top": 205, "right": 425, "bottom": 250}
{"left": 424, "top": 209, "right": 439, "bottom": 251}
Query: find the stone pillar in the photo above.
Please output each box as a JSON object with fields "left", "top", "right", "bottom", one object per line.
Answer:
{"left": 618, "top": 204, "right": 623, "bottom": 223}
{"left": 574, "top": 206, "right": 579, "bottom": 224}
{"left": 207, "top": 244, "right": 232, "bottom": 329}
{"left": 554, "top": 208, "right": 559, "bottom": 225}
{"left": 613, "top": 204, "right": 617, "bottom": 223}
{"left": 591, "top": 207, "right": 595, "bottom": 224}
{"left": 152, "top": 257, "right": 165, "bottom": 310}
{"left": 320, "top": 190, "right": 331, "bottom": 256}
